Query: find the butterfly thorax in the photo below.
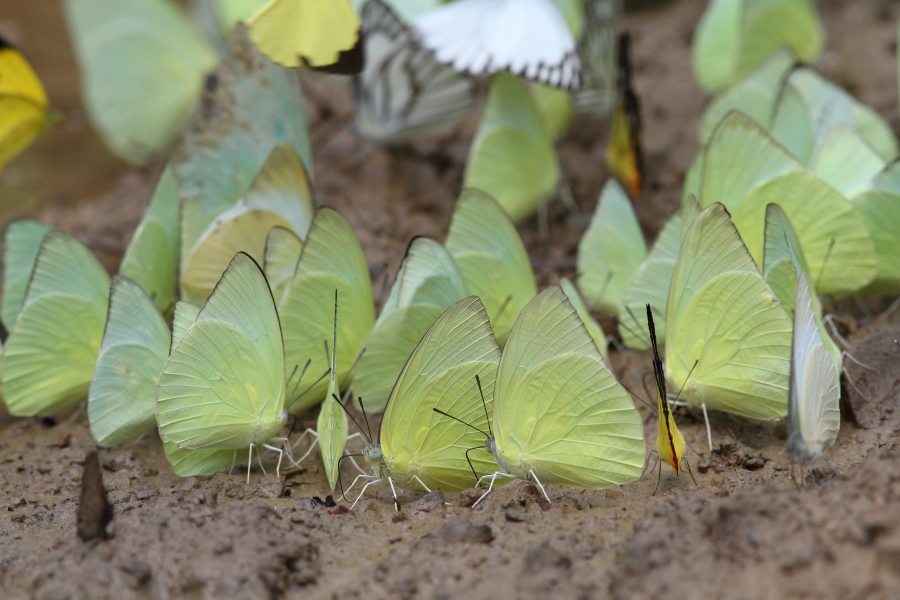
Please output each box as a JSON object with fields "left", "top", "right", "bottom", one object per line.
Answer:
{"left": 488, "top": 436, "right": 536, "bottom": 482}
{"left": 362, "top": 442, "right": 388, "bottom": 479}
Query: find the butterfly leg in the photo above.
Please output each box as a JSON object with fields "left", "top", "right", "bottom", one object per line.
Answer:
{"left": 349, "top": 476, "right": 383, "bottom": 510}
{"left": 412, "top": 476, "right": 432, "bottom": 493}
{"left": 387, "top": 477, "right": 401, "bottom": 512}
{"left": 246, "top": 444, "right": 255, "bottom": 485}
{"left": 261, "top": 442, "right": 285, "bottom": 479}
{"left": 641, "top": 449, "right": 660, "bottom": 477}
{"left": 701, "top": 403, "right": 713, "bottom": 452}
{"left": 529, "top": 470, "right": 551, "bottom": 503}
{"left": 292, "top": 429, "right": 320, "bottom": 465}
{"left": 682, "top": 457, "right": 698, "bottom": 486}
{"left": 255, "top": 443, "right": 269, "bottom": 478}
{"left": 472, "top": 472, "right": 505, "bottom": 507}
{"left": 229, "top": 450, "right": 237, "bottom": 475}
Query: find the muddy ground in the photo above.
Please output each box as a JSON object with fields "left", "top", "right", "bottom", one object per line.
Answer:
{"left": 2, "top": 1, "right": 900, "bottom": 598}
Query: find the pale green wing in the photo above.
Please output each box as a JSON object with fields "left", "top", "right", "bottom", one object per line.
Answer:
{"left": 180, "top": 143, "right": 315, "bottom": 304}
{"left": 463, "top": 73, "right": 559, "bottom": 223}
{"left": 279, "top": 208, "right": 374, "bottom": 411}
{"left": 88, "top": 276, "right": 170, "bottom": 447}
{"left": 769, "top": 81, "right": 814, "bottom": 163}
{"left": 617, "top": 205, "right": 685, "bottom": 350}
{"left": 317, "top": 312, "right": 347, "bottom": 492}
{"left": 812, "top": 125, "right": 885, "bottom": 197}
{"left": 735, "top": 0, "right": 822, "bottom": 85}
{"left": 162, "top": 439, "right": 237, "bottom": 477}
{"left": 577, "top": 178, "right": 646, "bottom": 316}
{"left": 119, "top": 163, "right": 180, "bottom": 316}
{"left": 873, "top": 159, "right": 900, "bottom": 193}
{"left": 3, "top": 231, "right": 111, "bottom": 416}
{"left": 382, "top": 296, "right": 501, "bottom": 491}
{"left": 62, "top": 0, "right": 216, "bottom": 164}
{"left": 531, "top": 82, "right": 573, "bottom": 142}
{"left": 733, "top": 171, "right": 877, "bottom": 295}
{"left": 700, "top": 111, "right": 801, "bottom": 212}
{"left": 851, "top": 189, "right": 900, "bottom": 295}
{"left": 263, "top": 226, "right": 304, "bottom": 306}
{"left": 174, "top": 24, "right": 310, "bottom": 248}
{"left": 559, "top": 277, "right": 609, "bottom": 364}
{"left": 786, "top": 68, "right": 898, "bottom": 161}
{"left": 1, "top": 219, "right": 52, "bottom": 329}
{"left": 445, "top": 189, "right": 537, "bottom": 346}
{"left": 762, "top": 204, "right": 840, "bottom": 370}
{"left": 786, "top": 272, "right": 839, "bottom": 464}
{"left": 492, "top": 287, "right": 644, "bottom": 488}
{"left": 157, "top": 253, "right": 286, "bottom": 449}
{"left": 691, "top": 0, "right": 742, "bottom": 93}
{"left": 171, "top": 300, "right": 200, "bottom": 352}
{"left": 698, "top": 49, "right": 795, "bottom": 145}
{"left": 666, "top": 203, "right": 792, "bottom": 420}
{"left": 354, "top": 237, "right": 468, "bottom": 413}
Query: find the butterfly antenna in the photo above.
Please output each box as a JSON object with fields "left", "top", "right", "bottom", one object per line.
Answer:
{"left": 621, "top": 378, "right": 655, "bottom": 412}
{"left": 672, "top": 359, "right": 699, "bottom": 404}
{"left": 331, "top": 394, "right": 371, "bottom": 445}
{"left": 620, "top": 304, "right": 652, "bottom": 347}
{"left": 337, "top": 452, "right": 365, "bottom": 503}
{"left": 475, "top": 374, "right": 492, "bottom": 437}
{"left": 814, "top": 237, "right": 836, "bottom": 293}
{"left": 357, "top": 397, "right": 374, "bottom": 445}
{"left": 286, "top": 366, "right": 331, "bottom": 414}
{"left": 432, "top": 409, "right": 490, "bottom": 438}
{"left": 464, "top": 446, "right": 485, "bottom": 484}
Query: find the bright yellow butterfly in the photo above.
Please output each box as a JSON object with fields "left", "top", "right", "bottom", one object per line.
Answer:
{"left": 0, "top": 37, "right": 55, "bottom": 169}
{"left": 248, "top": 0, "right": 364, "bottom": 73}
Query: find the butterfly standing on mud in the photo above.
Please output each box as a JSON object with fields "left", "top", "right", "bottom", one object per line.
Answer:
{"left": 645, "top": 303, "right": 696, "bottom": 494}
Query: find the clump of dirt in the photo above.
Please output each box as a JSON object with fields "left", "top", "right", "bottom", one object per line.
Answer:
{"left": 2, "top": 0, "right": 900, "bottom": 599}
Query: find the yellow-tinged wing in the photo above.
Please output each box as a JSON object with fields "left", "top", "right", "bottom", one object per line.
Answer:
{"left": 492, "top": 287, "right": 645, "bottom": 488}
{"left": 157, "top": 253, "right": 286, "bottom": 450}
{"left": 278, "top": 208, "right": 374, "bottom": 411}
{"left": 0, "top": 38, "right": 54, "bottom": 169}
{"left": 248, "top": 0, "right": 363, "bottom": 73}
{"left": 3, "top": 230, "right": 111, "bottom": 416}
{"left": 666, "top": 203, "right": 792, "bottom": 420}
{"left": 445, "top": 189, "right": 537, "bottom": 346}
{"left": 382, "top": 296, "right": 501, "bottom": 491}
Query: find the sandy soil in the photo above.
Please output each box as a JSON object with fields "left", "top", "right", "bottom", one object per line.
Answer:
{"left": 2, "top": 0, "right": 900, "bottom": 598}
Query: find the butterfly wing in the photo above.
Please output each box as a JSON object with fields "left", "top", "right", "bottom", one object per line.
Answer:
{"left": 0, "top": 39, "right": 53, "bottom": 169}
{"left": 279, "top": 208, "right": 375, "bottom": 411}
{"left": 571, "top": 0, "right": 618, "bottom": 116}
{"left": 415, "top": 0, "right": 580, "bottom": 89}
{"left": 577, "top": 178, "right": 647, "bottom": 316}
{"left": 3, "top": 231, "right": 111, "bottom": 416}
{"left": 666, "top": 203, "right": 792, "bottom": 420}
{"left": 445, "top": 190, "right": 537, "bottom": 346}
{"left": 354, "top": 237, "right": 468, "bottom": 413}
{"left": 353, "top": 0, "right": 475, "bottom": 143}
{"left": 158, "top": 253, "right": 286, "bottom": 449}
{"left": 492, "top": 287, "right": 644, "bottom": 488}
{"left": 1, "top": 219, "right": 52, "bottom": 330}
{"left": 263, "top": 226, "right": 304, "bottom": 306}
{"left": 88, "top": 276, "right": 170, "bottom": 446}
{"left": 559, "top": 278, "right": 609, "bottom": 364}
{"left": 463, "top": 73, "right": 560, "bottom": 222}
{"left": 786, "top": 273, "right": 839, "bottom": 464}
{"left": 62, "top": 0, "right": 216, "bottom": 164}
{"left": 248, "top": 0, "right": 363, "bottom": 73}
{"left": 119, "top": 164, "right": 180, "bottom": 316}
{"left": 317, "top": 307, "right": 348, "bottom": 492}
{"left": 382, "top": 296, "right": 501, "bottom": 491}
{"left": 181, "top": 143, "right": 314, "bottom": 304}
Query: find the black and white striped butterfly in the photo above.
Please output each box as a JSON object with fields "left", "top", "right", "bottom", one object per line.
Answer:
{"left": 352, "top": 0, "right": 476, "bottom": 144}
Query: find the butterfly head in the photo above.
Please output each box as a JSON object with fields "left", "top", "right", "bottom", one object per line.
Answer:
{"left": 484, "top": 436, "right": 497, "bottom": 456}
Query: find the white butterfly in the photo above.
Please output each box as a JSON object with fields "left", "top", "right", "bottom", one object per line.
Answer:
{"left": 414, "top": 0, "right": 581, "bottom": 90}
{"left": 785, "top": 272, "right": 841, "bottom": 465}
{"left": 353, "top": 0, "right": 477, "bottom": 143}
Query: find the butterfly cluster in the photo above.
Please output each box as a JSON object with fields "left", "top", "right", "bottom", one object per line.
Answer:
{"left": 1, "top": 0, "right": 895, "bottom": 511}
